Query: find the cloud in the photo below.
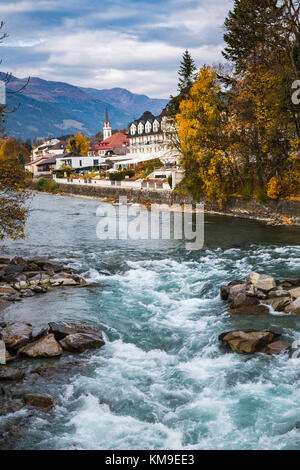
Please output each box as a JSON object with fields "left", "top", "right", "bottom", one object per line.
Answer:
{"left": 0, "top": 0, "right": 233, "bottom": 98}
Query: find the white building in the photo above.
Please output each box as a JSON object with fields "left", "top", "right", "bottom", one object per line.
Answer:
{"left": 32, "top": 139, "right": 67, "bottom": 159}
{"left": 128, "top": 110, "right": 180, "bottom": 166}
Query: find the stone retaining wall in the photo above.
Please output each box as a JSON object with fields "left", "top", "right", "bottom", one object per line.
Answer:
{"left": 57, "top": 183, "right": 300, "bottom": 225}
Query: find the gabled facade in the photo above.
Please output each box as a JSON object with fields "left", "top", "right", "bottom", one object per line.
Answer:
{"left": 127, "top": 109, "right": 179, "bottom": 165}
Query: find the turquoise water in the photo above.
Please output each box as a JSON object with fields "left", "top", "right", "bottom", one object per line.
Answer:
{"left": 0, "top": 193, "right": 300, "bottom": 450}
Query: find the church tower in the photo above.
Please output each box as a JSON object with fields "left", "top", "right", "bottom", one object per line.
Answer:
{"left": 103, "top": 106, "right": 112, "bottom": 140}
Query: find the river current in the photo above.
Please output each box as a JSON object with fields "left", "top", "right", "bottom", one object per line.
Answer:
{"left": 0, "top": 193, "right": 300, "bottom": 450}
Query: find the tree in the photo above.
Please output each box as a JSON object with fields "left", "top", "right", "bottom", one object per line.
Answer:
{"left": 0, "top": 24, "right": 30, "bottom": 240}
{"left": 178, "top": 50, "right": 197, "bottom": 94}
{"left": 0, "top": 142, "right": 29, "bottom": 240}
{"left": 168, "top": 50, "right": 197, "bottom": 118}
{"left": 176, "top": 66, "right": 237, "bottom": 205}
{"left": 67, "top": 133, "right": 89, "bottom": 155}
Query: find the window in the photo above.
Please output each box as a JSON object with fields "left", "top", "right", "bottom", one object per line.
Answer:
{"left": 79, "top": 160, "right": 82, "bottom": 167}
{"left": 131, "top": 124, "right": 136, "bottom": 135}
{"left": 145, "top": 122, "right": 151, "bottom": 133}
{"left": 138, "top": 123, "right": 144, "bottom": 134}
{"left": 93, "top": 160, "right": 99, "bottom": 166}
{"left": 153, "top": 120, "right": 160, "bottom": 133}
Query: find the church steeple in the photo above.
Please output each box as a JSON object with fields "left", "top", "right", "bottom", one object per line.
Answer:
{"left": 103, "top": 106, "right": 112, "bottom": 140}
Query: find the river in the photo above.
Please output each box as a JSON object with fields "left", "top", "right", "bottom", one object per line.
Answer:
{"left": 0, "top": 192, "right": 300, "bottom": 450}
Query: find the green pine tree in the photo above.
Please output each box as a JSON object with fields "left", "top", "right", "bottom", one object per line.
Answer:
{"left": 168, "top": 50, "right": 197, "bottom": 118}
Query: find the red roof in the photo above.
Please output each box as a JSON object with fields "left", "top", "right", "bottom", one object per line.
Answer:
{"left": 90, "top": 132, "right": 129, "bottom": 151}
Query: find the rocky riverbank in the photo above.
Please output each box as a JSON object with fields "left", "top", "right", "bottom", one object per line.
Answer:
{"left": 219, "top": 272, "right": 300, "bottom": 356}
{"left": 0, "top": 256, "right": 106, "bottom": 415}
{"left": 0, "top": 256, "right": 88, "bottom": 307}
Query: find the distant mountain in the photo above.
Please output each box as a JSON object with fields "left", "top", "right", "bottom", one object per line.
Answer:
{"left": 1, "top": 74, "right": 169, "bottom": 140}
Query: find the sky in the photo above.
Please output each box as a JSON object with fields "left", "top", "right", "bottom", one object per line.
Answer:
{"left": 0, "top": 0, "right": 233, "bottom": 98}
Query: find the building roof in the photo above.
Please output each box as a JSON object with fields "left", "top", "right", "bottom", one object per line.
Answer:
{"left": 90, "top": 132, "right": 129, "bottom": 151}
{"left": 36, "top": 155, "right": 59, "bottom": 166}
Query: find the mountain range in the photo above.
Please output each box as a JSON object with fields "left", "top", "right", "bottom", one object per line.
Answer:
{"left": 1, "top": 74, "right": 169, "bottom": 141}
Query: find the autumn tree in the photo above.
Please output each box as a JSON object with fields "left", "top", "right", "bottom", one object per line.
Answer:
{"left": 176, "top": 66, "right": 239, "bottom": 204}
{"left": 222, "top": 0, "right": 300, "bottom": 196}
{"left": 67, "top": 133, "right": 89, "bottom": 155}
{"left": 0, "top": 24, "right": 31, "bottom": 240}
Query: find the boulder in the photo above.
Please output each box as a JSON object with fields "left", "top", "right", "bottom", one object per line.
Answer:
{"left": 246, "top": 272, "right": 276, "bottom": 292}
{"left": 59, "top": 333, "right": 105, "bottom": 353}
{"left": 9, "top": 257, "right": 26, "bottom": 266}
{"left": 42, "top": 261, "right": 64, "bottom": 273}
{"left": 219, "top": 329, "right": 280, "bottom": 354}
{"left": 220, "top": 285, "right": 230, "bottom": 300}
{"left": 289, "top": 287, "right": 300, "bottom": 300}
{"left": 19, "top": 334, "right": 63, "bottom": 358}
{"left": 230, "top": 292, "right": 259, "bottom": 309}
{"left": 285, "top": 297, "right": 300, "bottom": 314}
{"left": 230, "top": 304, "right": 270, "bottom": 315}
{"left": 31, "top": 362, "right": 86, "bottom": 378}
{"left": 228, "top": 283, "right": 246, "bottom": 301}
{"left": 48, "top": 321, "right": 103, "bottom": 340}
{"left": 0, "top": 285, "right": 19, "bottom": 297}
{"left": 1, "top": 322, "right": 33, "bottom": 350}
{"left": 265, "top": 341, "right": 291, "bottom": 355}
{"left": 24, "top": 394, "right": 55, "bottom": 410}
{"left": 265, "top": 296, "right": 291, "bottom": 312}
{"left": 0, "top": 366, "right": 25, "bottom": 381}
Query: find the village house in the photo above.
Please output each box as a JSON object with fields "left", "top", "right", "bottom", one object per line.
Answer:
{"left": 32, "top": 139, "right": 67, "bottom": 160}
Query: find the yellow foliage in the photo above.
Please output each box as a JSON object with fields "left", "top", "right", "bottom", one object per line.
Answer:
{"left": 67, "top": 133, "right": 89, "bottom": 156}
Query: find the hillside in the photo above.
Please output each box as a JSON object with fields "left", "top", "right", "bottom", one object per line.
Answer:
{"left": 2, "top": 75, "right": 168, "bottom": 140}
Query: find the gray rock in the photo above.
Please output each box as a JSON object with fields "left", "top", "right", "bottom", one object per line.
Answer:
{"left": 49, "top": 321, "right": 103, "bottom": 340}
{"left": 1, "top": 322, "right": 33, "bottom": 350}
{"left": 60, "top": 333, "right": 105, "bottom": 353}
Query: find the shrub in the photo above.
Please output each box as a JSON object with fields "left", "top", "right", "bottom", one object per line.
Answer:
{"left": 256, "top": 185, "right": 269, "bottom": 202}
{"left": 267, "top": 176, "right": 290, "bottom": 200}
{"left": 241, "top": 182, "right": 252, "bottom": 200}
{"left": 33, "top": 178, "right": 62, "bottom": 194}
{"left": 168, "top": 175, "right": 173, "bottom": 188}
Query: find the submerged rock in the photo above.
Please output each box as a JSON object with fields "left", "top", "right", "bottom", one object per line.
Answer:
{"left": 19, "top": 334, "right": 63, "bottom": 358}
{"left": 31, "top": 362, "right": 86, "bottom": 378}
{"left": 24, "top": 394, "right": 55, "bottom": 410}
{"left": 0, "top": 366, "right": 25, "bottom": 381}
{"left": 59, "top": 333, "right": 105, "bottom": 353}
